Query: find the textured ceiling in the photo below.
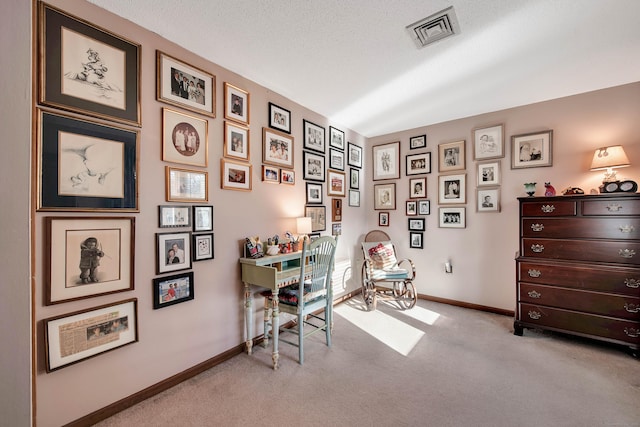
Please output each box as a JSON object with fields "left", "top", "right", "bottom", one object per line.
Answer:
{"left": 88, "top": 0, "right": 640, "bottom": 138}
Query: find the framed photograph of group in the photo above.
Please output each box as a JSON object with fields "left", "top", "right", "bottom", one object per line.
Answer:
{"left": 372, "top": 141, "right": 400, "bottom": 180}
{"left": 511, "top": 130, "right": 553, "bottom": 169}
{"left": 166, "top": 166, "right": 208, "bottom": 202}
{"left": 406, "top": 152, "right": 431, "bottom": 175}
{"left": 44, "top": 216, "right": 135, "bottom": 305}
{"left": 408, "top": 218, "right": 425, "bottom": 231}
{"left": 439, "top": 207, "right": 466, "bottom": 228}
{"left": 38, "top": 3, "right": 141, "bottom": 126}
{"left": 303, "top": 120, "right": 326, "bottom": 154}
{"left": 162, "top": 108, "right": 208, "bottom": 167}
{"left": 156, "top": 231, "right": 191, "bottom": 274}
{"left": 268, "top": 102, "right": 291, "bottom": 134}
{"left": 153, "top": 272, "right": 195, "bottom": 309}
{"left": 263, "top": 127, "right": 294, "bottom": 168}
{"left": 224, "top": 82, "right": 250, "bottom": 125}
{"left": 303, "top": 151, "right": 326, "bottom": 182}
{"left": 44, "top": 298, "right": 138, "bottom": 372}
{"left": 156, "top": 50, "right": 216, "bottom": 118}
{"left": 262, "top": 165, "right": 280, "bottom": 183}
{"left": 37, "top": 110, "right": 139, "bottom": 212}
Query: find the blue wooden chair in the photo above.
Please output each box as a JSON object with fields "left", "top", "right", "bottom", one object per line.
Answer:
{"left": 265, "top": 235, "right": 338, "bottom": 366}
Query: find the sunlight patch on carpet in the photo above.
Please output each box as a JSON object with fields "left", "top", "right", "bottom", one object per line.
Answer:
{"left": 396, "top": 306, "right": 441, "bottom": 325}
{"left": 334, "top": 304, "right": 424, "bottom": 356}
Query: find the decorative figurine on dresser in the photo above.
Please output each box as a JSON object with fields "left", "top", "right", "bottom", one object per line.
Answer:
{"left": 514, "top": 193, "right": 640, "bottom": 357}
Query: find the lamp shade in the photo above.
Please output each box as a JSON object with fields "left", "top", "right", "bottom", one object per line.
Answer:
{"left": 590, "top": 145, "right": 630, "bottom": 171}
{"left": 296, "top": 217, "right": 312, "bottom": 234}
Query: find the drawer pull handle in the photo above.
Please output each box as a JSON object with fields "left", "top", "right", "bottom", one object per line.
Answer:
{"left": 619, "top": 249, "right": 636, "bottom": 258}
{"left": 606, "top": 203, "right": 623, "bottom": 212}
{"left": 619, "top": 225, "right": 635, "bottom": 234}
{"left": 531, "top": 244, "right": 544, "bottom": 253}
{"left": 530, "top": 223, "right": 544, "bottom": 232}
{"left": 541, "top": 205, "right": 555, "bottom": 213}
{"left": 528, "top": 310, "right": 541, "bottom": 320}
{"left": 528, "top": 290, "right": 542, "bottom": 299}
{"left": 624, "top": 327, "right": 639, "bottom": 338}
{"left": 528, "top": 269, "right": 541, "bottom": 278}
{"left": 624, "top": 278, "right": 639, "bottom": 288}
{"left": 624, "top": 303, "right": 639, "bottom": 313}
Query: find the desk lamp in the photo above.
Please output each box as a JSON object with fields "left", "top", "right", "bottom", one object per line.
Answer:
{"left": 296, "top": 217, "right": 313, "bottom": 243}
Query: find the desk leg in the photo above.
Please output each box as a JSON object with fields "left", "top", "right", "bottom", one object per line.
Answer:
{"left": 263, "top": 297, "right": 271, "bottom": 348}
{"left": 271, "top": 294, "right": 280, "bottom": 370}
{"left": 244, "top": 283, "right": 253, "bottom": 355}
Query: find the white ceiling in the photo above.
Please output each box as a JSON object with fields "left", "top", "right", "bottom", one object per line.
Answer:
{"left": 88, "top": 0, "right": 640, "bottom": 138}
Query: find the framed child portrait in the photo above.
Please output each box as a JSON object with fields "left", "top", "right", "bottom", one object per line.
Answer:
{"left": 223, "top": 121, "right": 250, "bottom": 161}
{"left": 224, "top": 82, "right": 250, "bottom": 125}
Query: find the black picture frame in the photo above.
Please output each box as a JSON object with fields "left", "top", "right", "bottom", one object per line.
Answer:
{"left": 408, "top": 217, "right": 426, "bottom": 231}
{"left": 406, "top": 152, "right": 432, "bottom": 175}
{"left": 306, "top": 182, "right": 323, "bottom": 204}
{"left": 39, "top": 3, "right": 141, "bottom": 126}
{"left": 37, "top": 110, "right": 139, "bottom": 212}
{"left": 409, "top": 232, "right": 424, "bottom": 249}
{"left": 303, "top": 150, "right": 326, "bottom": 182}
{"left": 410, "top": 135, "right": 427, "bottom": 150}
{"left": 303, "top": 119, "right": 326, "bottom": 154}
{"left": 347, "top": 142, "right": 363, "bottom": 168}
{"left": 192, "top": 233, "right": 214, "bottom": 261}
{"left": 305, "top": 205, "right": 327, "bottom": 232}
{"left": 268, "top": 102, "right": 291, "bottom": 134}
{"left": 329, "top": 126, "right": 345, "bottom": 150}
{"left": 153, "top": 272, "right": 195, "bottom": 309}
{"left": 329, "top": 147, "right": 345, "bottom": 171}
{"left": 193, "top": 205, "right": 214, "bottom": 232}
{"left": 350, "top": 168, "right": 360, "bottom": 189}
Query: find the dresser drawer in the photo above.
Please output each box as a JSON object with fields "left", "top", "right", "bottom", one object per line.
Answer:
{"left": 518, "top": 283, "right": 640, "bottom": 320}
{"left": 582, "top": 198, "right": 640, "bottom": 216}
{"left": 521, "top": 238, "right": 640, "bottom": 265}
{"left": 522, "top": 217, "right": 640, "bottom": 239}
{"left": 521, "top": 200, "right": 576, "bottom": 217}
{"left": 518, "top": 303, "right": 640, "bottom": 345}
{"left": 517, "top": 260, "right": 640, "bottom": 295}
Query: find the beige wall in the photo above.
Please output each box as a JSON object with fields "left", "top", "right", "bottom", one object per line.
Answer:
{"left": 3, "top": 0, "right": 638, "bottom": 425}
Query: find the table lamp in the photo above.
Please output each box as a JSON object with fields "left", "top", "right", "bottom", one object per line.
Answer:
{"left": 590, "top": 145, "right": 630, "bottom": 191}
{"left": 296, "top": 217, "right": 312, "bottom": 243}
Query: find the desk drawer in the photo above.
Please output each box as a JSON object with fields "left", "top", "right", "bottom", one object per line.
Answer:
{"left": 521, "top": 200, "right": 576, "bottom": 217}
{"left": 521, "top": 238, "right": 640, "bottom": 265}
{"left": 518, "top": 303, "right": 640, "bottom": 345}
{"left": 522, "top": 217, "right": 640, "bottom": 239}
{"left": 582, "top": 198, "right": 640, "bottom": 216}
{"left": 518, "top": 283, "right": 640, "bottom": 320}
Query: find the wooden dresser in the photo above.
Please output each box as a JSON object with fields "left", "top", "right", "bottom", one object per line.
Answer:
{"left": 515, "top": 194, "right": 640, "bottom": 356}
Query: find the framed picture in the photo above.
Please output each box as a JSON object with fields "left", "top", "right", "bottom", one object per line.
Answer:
{"left": 332, "top": 223, "right": 342, "bottom": 236}
{"left": 221, "top": 159, "right": 252, "bottom": 191}
{"left": 350, "top": 168, "right": 360, "bottom": 189}
{"left": 347, "top": 142, "right": 363, "bottom": 168}
{"left": 332, "top": 199, "right": 342, "bottom": 221}
{"left": 418, "top": 200, "right": 431, "bottom": 215}
{"left": 473, "top": 124, "right": 504, "bottom": 160}
{"left": 511, "top": 130, "right": 553, "bottom": 169}
{"left": 153, "top": 272, "right": 194, "bottom": 309}
{"left": 303, "top": 151, "right": 326, "bottom": 182}
{"left": 406, "top": 200, "right": 417, "bottom": 216}
{"left": 374, "top": 183, "right": 396, "bottom": 210}
{"left": 329, "top": 148, "right": 345, "bottom": 171}
{"left": 477, "top": 187, "right": 501, "bottom": 213}
{"left": 438, "top": 140, "right": 465, "bottom": 172}
{"left": 477, "top": 161, "right": 501, "bottom": 186}
{"left": 281, "top": 169, "right": 295, "bottom": 185}
{"left": 37, "top": 110, "right": 139, "bottom": 212}
{"left": 166, "top": 166, "right": 208, "bottom": 202}
{"left": 349, "top": 190, "right": 360, "bottom": 207}
{"left": 38, "top": 4, "right": 141, "bottom": 126}
{"left": 372, "top": 141, "right": 400, "bottom": 180}
{"left": 306, "top": 182, "right": 323, "bottom": 204}
{"left": 410, "top": 135, "right": 427, "bottom": 150}
{"left": 269, "top": 102, "right": 291, "bottom": 134}
{"left": 438, "top": 173, "right": 466, "bottom": 205}
{"left": 305, "top": 205, "right": 326, "bottom": 232}
{"left": 44, "top": 298, "right": 138, "bottom": 372}
{"left": 329, "top": 126, "right": 345, "bottom": 150}
{"left": 439, "top": 207, "right": 466, "bottom": 228}
{"left": 223, "top": 121, "right": 250, "bottom": 161}
{"left": 409, "top": 232, "right": 424, "bottom": 249}
{"left": 263, "top": 127, "right": 294, "bottom": 168}
{"left": 192, "top": 233, "right": 214, "bottom": 261}
{"left": 159, "top": 205, "right": 191, "bottom": 228}
{"left": 379, "top": 212, "right": 390, "bottom": 227}
{"left": 262, "top": 165, "right": 280, "bottom": 183}
{"left": 408, "top": 218, "right": 425, "bottom": 231}
{"left": 224, "top": 82, "right": 250, "bottom": 125}
{"left": 44, "top": 217, "right": 134, "bottom": 305}
{"left": 409, "top": 177, "right": 427, "bottom": 199}
{"left": 156, "top": 50, "right": 215, "bottom": 118}
{"left": 327, "top": 169, "right": 346, "bottom": 197}
{"left": 193, "top": 205, "right": 213, "bottom": 232}
{"left": 156, "top": 231, "right": 191, "bottom": 274}
{"left": 303, "top": 120, "right": 326, "bottom": 154}
{"left": 406, "top": 152, "right": 432, "bottom": 175}
{"left": 162, "top": 108, "right": 208, "bottom": 167}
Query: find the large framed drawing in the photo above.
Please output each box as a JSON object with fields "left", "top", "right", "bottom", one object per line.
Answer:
{"left": 156, "top": 231, "right": 191, "bottom": 274}
{"left": 44, "top": 298, "right": 138, "bottom": 372}
{"left": 153, "top": 272, "right": 195, "bottom": 309}
{"left": 37, "top": 110, "right": 139, "bottom": 212}
{"left": 162, "top": 108, "right": 208, "bottom": 167}
{"left": 372, "top": 142, "right": 400, "bottom": 180}
{"left": 224, "top": 82, "right": 250, "bottom": 125}
{"left": 511, "top": 130, "right": 553, "bottom": 169}
{"left": 223, "top": 121, "right": 250, "bottom": 161}
{"left": 438, "top": 140, "right": 465, "bottom": 172}
{"left": 305, "top": 205, "right": 327, "bottom": 232}
{"left": 38, "top": 3, "right": 141, "bottom": 126}
{"left": 44, "top": 217, "right": 134, "bottom": 305}
{"left": 156, "top": 50, "right": 216, "bottom": 117}
{"left": 165, "top": 166, "right": 208, "bottom": 202}
{"left": 263, "top": 127, "right": 294, "bottom": 168}
{"left": 303, "top": 119, "right": 325, "bottom": 154}
{"left": 473, "top": 124, "right": 504, "bottom": 160}
{"left": 303, "top": 151, "right": 326, "bottom": 182}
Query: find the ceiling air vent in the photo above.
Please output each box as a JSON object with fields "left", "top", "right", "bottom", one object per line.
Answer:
{"left": 406, "top": 6, "right": 460, "bottom": 48}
